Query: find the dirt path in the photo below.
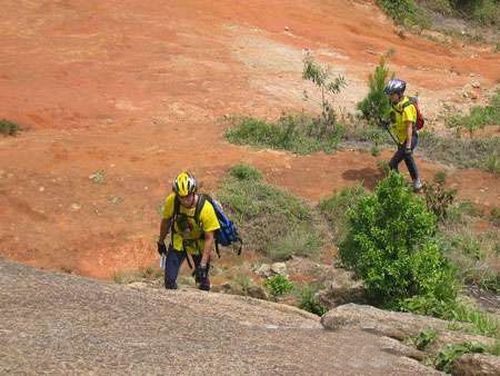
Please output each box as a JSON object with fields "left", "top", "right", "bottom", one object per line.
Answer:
{"left": 1, "top": 0, "right": 499, "bottom": 279}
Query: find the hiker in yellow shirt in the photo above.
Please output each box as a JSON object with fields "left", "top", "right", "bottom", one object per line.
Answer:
{"left": 384, "top": 79, "right": 423, "bottom": 192}
{"left": 157, "top": 171, "right": 220, "bottom": 291}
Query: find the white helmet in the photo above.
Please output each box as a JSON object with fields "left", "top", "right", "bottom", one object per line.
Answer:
{"left": 384, "top": 79, "right": 406, "bottom": 95}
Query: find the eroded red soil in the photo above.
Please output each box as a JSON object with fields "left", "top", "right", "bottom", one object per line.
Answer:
{"left": 1, "top": 0, "right": 498, "bottom": 279}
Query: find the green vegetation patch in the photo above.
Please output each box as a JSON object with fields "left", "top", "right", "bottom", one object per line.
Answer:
{"left": 450, "top": 0, "right": 500, "bottom": 26}
{"left": 0, "top": 119, "right": 22, "bottom": 136}
{"left": 217, "top": 164, "right": 324, "bottom": 261}
{"left": 380, "top": 0, "right": 500, "bottom": 28}
{"left": 376, "top": 0, "right": 431, "bottom": 28}
{"left": 225, "top": 113, "right": 344, "bottom": 155}
{"left": 434, "top": 342, "right": 487, "bottom": 373}
{"left": 410, "top": 329, "right": 438, "bottom": 351}
{"left": 447, "top": 89, "right": 500, "bottom": 137}
{"left": 438, "top": 197, "right": 500, "bottom": 294}
{"left": 419, "top": 131, "right": 500, "bottom": 174}
{"left": 296, "top": 283, "right": 328, "bottom": 316}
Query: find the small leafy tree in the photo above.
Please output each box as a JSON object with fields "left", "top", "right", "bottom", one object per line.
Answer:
{"left": 339, "top": 172, "right": 457, "bottom": 309}
{"left": 302, "top": 53, "right": 347, "bottom": 137}
{"left": 357, "top": 56, "right": 393, "bottom": 125}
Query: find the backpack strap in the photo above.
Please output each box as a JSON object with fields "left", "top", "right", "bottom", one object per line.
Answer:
{"left": 392, "top": 100, "right": 412, "bottom": 113}
{"left": 392, "top": 99, "right": 418, "bottom": 131}
{"left": 194, "top": 193, "right": 207, "bottom": 227}
{"left": 170, "top": 195, "right": 180, "bottom": 250}
{"left": 170, "top": 195, "right": 195, "bottom": 269}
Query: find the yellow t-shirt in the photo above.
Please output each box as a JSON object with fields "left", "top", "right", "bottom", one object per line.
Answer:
{"left": 162, "top": 193, "right": 220, "bottom": 254}
{"left": 390, "top": 96, "right": 417, "bottom": 144}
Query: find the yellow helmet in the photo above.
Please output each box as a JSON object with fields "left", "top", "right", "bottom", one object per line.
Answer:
{"left": 172, "top": 171, "right": 197, "bottom": 197}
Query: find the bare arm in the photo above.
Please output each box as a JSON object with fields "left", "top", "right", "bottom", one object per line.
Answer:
{"left": 201, "top": 231, "right": 215, "bottom": 267}
{"left": 159, "top": 217, "right": 172, "bottom": 243}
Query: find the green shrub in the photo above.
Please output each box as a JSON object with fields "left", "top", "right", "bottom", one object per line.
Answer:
{"left": 264, "top": 275, "right": 294, "bottom": 297}
{"left": 339, "top": 172, "right": 457, "bottom": 308}
{"left": 218, "top": 164, "right": 324, "bottom": 260}
{"left": 0, "top": 119, "right": 22, "bottom": 136}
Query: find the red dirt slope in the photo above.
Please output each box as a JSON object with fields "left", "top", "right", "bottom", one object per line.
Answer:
{"left": 0, "top": 0, "right": 498, "bottom": 278}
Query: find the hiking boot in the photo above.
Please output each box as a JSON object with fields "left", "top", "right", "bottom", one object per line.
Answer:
{"left": 413, "top": 178, "right": 423, "bottom": 192}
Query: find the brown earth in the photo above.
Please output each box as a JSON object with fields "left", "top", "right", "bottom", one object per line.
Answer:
{"left": 1, "top": 0, "right": 499, "bottom": 280}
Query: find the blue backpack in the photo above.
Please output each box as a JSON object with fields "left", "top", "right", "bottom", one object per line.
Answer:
{"left": 173, "top": 193, "right": 242, "bottom": 257}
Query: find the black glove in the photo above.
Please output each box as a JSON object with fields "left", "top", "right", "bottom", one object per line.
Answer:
{"left": 380, "top": 119, "right": 390, "bottom": 129}
{"left": 157, "top": 241, "right": 167, "bottom": 256}
{"left": 196, "top": 265, "right": 208, "bottom": 282}
{"left": 404, "top": 147, "right": 412, "bottom": 156}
